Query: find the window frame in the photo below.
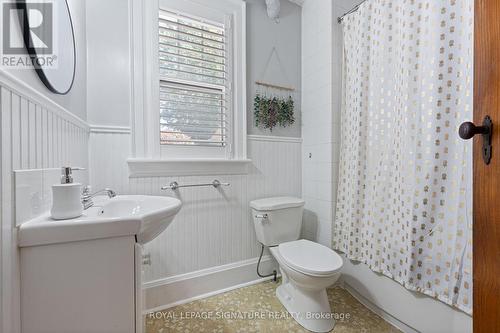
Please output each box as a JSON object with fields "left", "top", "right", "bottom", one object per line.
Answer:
{"left": 129, "top": 0, "right": 248, "bottom": 173}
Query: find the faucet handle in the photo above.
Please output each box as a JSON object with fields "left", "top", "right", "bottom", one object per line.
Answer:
{"left": 82, "top": 185, "right": 92, "bottom": 195}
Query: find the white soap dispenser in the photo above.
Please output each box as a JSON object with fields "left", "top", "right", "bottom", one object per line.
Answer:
{"left": 50, "top": 167, "right": 83, "bottom": 220}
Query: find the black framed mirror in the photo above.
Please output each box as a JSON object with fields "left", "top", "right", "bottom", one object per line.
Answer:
{"left": 17, "top": 0, "right": 76, "bottom": 95}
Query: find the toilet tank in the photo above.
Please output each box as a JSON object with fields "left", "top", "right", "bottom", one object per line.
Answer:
{"left": 250, "top": 197, "right": 305, "bottom": 247}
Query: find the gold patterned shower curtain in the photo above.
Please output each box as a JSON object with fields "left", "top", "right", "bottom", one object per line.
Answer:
{"left": 333, "top": 0, "right": 473, "bottom": 314}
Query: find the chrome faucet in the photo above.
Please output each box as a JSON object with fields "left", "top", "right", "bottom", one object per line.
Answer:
{"left": 82, "top": 186, "right": 117, "bottom": 210}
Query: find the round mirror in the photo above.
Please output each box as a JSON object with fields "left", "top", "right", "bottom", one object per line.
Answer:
{"left": 18, "top": 0, "right": 76, "bottom": 94}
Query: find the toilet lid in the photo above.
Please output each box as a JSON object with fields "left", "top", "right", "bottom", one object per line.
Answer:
{"left": 278, "top": 239, "right": 343, "bottom": 276}
{"left": 250, "top": 197, "right": 305, "bottom": 211}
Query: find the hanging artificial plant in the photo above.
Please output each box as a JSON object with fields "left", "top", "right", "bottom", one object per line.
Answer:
{"left": 254, "top": 94, "right": 295, "bottom": 131}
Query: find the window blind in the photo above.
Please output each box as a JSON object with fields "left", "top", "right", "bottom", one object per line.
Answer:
{"left": 159, "top": 9, "right": 228, "bottom": 147}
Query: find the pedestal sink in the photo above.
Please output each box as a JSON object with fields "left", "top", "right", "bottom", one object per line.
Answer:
{"left": 18, "top": 195, "right": 182, "bottom": 247}
{"left": 97, "top": 195, "right": 182, "bottom": 244}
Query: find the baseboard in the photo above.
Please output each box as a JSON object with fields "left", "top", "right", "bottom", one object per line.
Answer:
{"left": 342, "top": 282, "right": 419, "bottom": 333}
{"left": 143, "top": 255, "right": 279, "bottom": 313}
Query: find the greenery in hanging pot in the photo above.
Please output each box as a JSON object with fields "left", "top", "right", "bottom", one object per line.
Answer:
{"left": 254, "top": 94, "right": 295, "bottom": 131}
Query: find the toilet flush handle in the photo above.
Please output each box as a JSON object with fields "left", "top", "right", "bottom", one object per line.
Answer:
{"left": 255, "top": 213, "right": 268, "bottom": 220}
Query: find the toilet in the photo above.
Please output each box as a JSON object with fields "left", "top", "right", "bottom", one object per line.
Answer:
{"left": 250, "top": 197, "right": 343, "bottom": 333}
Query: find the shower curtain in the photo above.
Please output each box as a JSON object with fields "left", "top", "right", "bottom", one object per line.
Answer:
{"left": 333, "top": 0, "right": 473, "bottom": 313}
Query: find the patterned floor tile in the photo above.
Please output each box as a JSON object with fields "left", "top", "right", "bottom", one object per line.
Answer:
{"left": 145, "top": 280, "right": 401, "bottom": 333}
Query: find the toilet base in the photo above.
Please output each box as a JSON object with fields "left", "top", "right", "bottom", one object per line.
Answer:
{"left": 276, "top": 281, "right": 335, "bottom": 332}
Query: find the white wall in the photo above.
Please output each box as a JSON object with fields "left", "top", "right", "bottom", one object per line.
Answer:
{"left": 85, "top": 0, "right": 303, "bottom": 301}
{"left": 301, "top": 0, "right": 337, "bottom": 248}
{"left": 4, "top": 0, "right": 88, "bottom": 121}
{"left": 86, "top": 0, "right": 132, "bottom": 127}
{"left": 86, "top": 0, "right": 302, "bottom": 136}
{"left": 246, "top": 0, "right": 302, "bottom": 137}
{"left": 300, "top": 0, "right": 473, "bottom": 332}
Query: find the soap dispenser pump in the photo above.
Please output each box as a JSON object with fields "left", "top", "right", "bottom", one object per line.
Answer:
{"left": 50, "top": 167, "right": 84, "bottom": 220}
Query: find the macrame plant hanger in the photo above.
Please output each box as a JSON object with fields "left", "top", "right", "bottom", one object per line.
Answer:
{"left": 254, "top": 47, "right": 297, "bottom": 132}
{"left": 255, "top": 46, "right": 296, "bottom": 100}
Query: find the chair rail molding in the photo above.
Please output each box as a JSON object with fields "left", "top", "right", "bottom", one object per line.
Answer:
{"left": 288, "top": 0, "right": 304, "bottom": 6}
{"left": 0, "top": 69, "right": 89, "bottom": 130}
{"left": 89, "top": 125, "right": 132, "bottom": 134}
{"left": 247, "top": 135, "right": 302, "bottom": 143}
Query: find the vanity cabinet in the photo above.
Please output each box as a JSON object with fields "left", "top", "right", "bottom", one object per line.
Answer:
{"left": 17, "top": 194, "right": 181, "bottom": 333}
{"left": 20, "top": 236, "right": 141, "bottom": 333}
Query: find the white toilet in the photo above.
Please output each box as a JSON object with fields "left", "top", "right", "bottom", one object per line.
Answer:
{"left": 251, "top": 197, "right": 343, "bottom": 333}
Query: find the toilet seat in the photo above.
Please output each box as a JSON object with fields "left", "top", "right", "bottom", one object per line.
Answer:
{"left": 278, "top": 239, "right": 343, "bottom": 276}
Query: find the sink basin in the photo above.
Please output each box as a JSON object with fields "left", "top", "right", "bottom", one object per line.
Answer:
{"left": 97, "top": 195, "right": 182, "bottom": 244}
{"left": 18, "top": 195, "right": 182, "bottom": 247}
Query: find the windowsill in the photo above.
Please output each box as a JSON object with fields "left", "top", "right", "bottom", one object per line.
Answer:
{"left": 127, "top": 158, "right": 252, "bottom": 178}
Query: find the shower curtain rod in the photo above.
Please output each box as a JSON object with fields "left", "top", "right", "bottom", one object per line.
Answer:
{"left": 337, "top": 0, "right": 368, "bottom": 23}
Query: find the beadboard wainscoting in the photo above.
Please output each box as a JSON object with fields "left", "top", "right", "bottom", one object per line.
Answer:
{"left": 0, "top": 72, "right": 89, "bottom": 333}
{"left": 88, "top": 126, "right": 133, "bottom": 195}
{"left": 89, "top": 130, "right": 302, "bottom": 308}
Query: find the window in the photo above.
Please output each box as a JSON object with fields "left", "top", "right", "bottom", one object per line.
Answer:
{"left": 129, "top": 0, "right": 248, "bottom": 176}
{"left": 158, "top": 10, "right": 229, "bottom": 148}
